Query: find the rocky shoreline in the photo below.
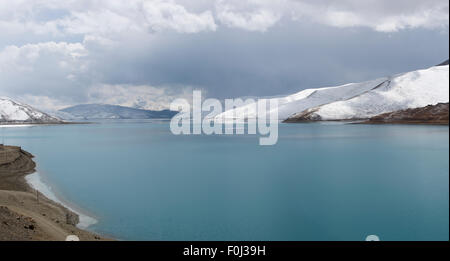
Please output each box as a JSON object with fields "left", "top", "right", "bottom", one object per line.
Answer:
{"left": 361, "top": 103, "right": 449, "bottom": 125}
{"left": 284, "top": 103, "right": 449, "bottom": 125}
{"left": 0, "top": 145, "right": 107, "bottom": 241}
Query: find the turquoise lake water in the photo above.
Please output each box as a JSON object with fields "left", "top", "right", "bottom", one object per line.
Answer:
{"left": 3, "top": 121, "right": 449, "bottom": 240}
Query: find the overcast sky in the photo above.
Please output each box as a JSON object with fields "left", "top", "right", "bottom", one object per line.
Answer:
{"left": 0, "top": 0, "right": 448, "bottom": 111}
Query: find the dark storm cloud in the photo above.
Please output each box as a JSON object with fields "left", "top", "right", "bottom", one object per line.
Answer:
{"left": 94, "top": 21, "right": 449, "bottom": 99}
{"left": 0, "top": 0, "right": 448, "bottom": 110}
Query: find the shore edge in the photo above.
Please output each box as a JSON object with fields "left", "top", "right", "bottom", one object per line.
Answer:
{"left": 0, "top": 145, "right": 109, "bottom": 241}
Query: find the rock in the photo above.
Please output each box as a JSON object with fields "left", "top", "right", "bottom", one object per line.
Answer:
{"left": 65, "top": 235, "right": 80, "bottom": 241}
{"left": 66, "top": 212, "right": 79, "bottom": 226}
{"left": 364, "top": 103, "right": 449, "bottom": 125}
{"left": 283, "top": 108, "right": 322, "bottom": 122}
{"left": 24, "top": 224, "right": 35, "bottom": 230}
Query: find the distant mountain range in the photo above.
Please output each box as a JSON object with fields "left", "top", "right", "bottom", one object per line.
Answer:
{"left": 59, "top": 104, "right": 178, "bottom": 120}
{"left": 2, "top": 59, "right": 448, "bottom": 124}
{"left": 0, "top": 99, "right": 178, "bottom": 124}
{"left": 0, "top": 97, "right": 61, "bottom": 124}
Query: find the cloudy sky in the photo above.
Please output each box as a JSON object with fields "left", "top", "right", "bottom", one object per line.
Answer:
{"left": 0, "top": 0, "right": 448, "bottom": 111}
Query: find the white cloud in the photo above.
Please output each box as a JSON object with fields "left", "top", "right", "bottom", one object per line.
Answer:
{"left": 59, "top": 10, "right": 140, "bottom": 36}
{"left": 0, "top": 41, "right": 89, "bottom": 104}
{"left": 0, "top": 0, "right": 448, "bottom": 112}
{"left": 213, "top": 0, "right": 449, "bottom": 32}
{"left": 215, "top": 0, "right": 281, "bottom": 32}
{"left": 19, "top": 94, "right": 71, "bottom": 111}
{"left": 0, "top": 0, "right": 447, "bottom": 38}
{"left": 0, "top": 40, "right": 194, "bottom": 111}
{"left": 289, "top": 0, "right": 449, "bottom": 32}
{"left": 0, "top": 41, "right": 87, "bottom": 73}
{"left": 142, "top": 0, "right": 217, "bottom": 33}
{"left": 16, "top": 84, "right": 194, "bottom": 111}
{"left": 0, "top": 0, "right": 217, "bottom": 39}
{"left": 86, "top": 84, "right": 195, "bottom": 111}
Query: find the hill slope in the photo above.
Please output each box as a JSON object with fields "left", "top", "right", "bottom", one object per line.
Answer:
{"left": 286, "top": 65, "right": 448, "bottom": 121}
{"left": 214, "top": 63, "right": 449, "bottom": 122}
{"left": 361, "top": 103, "right": 448, "bottom": 125}
{"left": 60, "top": 104, "right": 178, "bottom": 120}
{"left": 0, "top": 97, "right": 61, "bottom": 124}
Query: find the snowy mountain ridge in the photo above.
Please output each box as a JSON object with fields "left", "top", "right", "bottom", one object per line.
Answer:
{"left": 214, "top": 64, "right": 449, "bottom": 122}
{"left": 0, "top": 96, "right": 62, "bottom": 124}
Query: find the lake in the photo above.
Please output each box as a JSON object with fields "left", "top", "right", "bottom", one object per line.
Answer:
{"left": 3, "top": 121, "right": 449, "bottom": 240}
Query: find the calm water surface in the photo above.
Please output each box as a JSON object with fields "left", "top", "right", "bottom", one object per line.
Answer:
{"left": 3, "top": 121, "right": 449, "bottom": 240}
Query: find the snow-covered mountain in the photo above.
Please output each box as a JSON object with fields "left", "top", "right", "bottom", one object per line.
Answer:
{"left": 0, "top": 97, "right": 62, "bottom": 124}
{"left": 215, "top": 63, "right": 449, "bottom": 122}
{"left": 59, "top": 104, "right": 178, "bottom": 120}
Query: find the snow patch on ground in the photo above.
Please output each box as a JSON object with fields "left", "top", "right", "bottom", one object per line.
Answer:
{"left": 215, "top": 65, "right": 449, "bottom": 121}
{"left": 25, "top": 172, "right": 98, "bottom": 229}
{"left": 313, "top": 65, "right": 449, "bottom": 120}
{"left": 0, "top": 97, "right": 61, "bottom": 123}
